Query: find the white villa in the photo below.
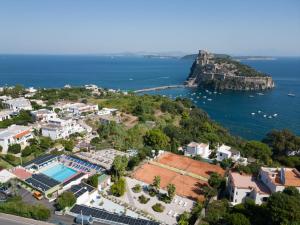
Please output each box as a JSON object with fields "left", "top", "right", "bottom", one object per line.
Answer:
{"left": 53, "top": 102, "right": 98, "bottom": 116}
{"left": 228, "top": 167, "right": 300, "bottom": 205}
{"left": 0, "top": 125, "right": 33, "bottom": 154}
{"left": 259, "top": 167, "right": 300, "bottom": 193}
{"left": 3, "top": 97, "right": 32, "bottom": 112}
{"left": 31, "top": 109, "right": 57, "bottom": 122}
{"left": 216, "top": 144, "right": 246, "bottom": 163}
{"left": 67, "top": 103, "right": 98, "bottom": 116}
{"left": 184, "top": 142, "right": 211, "bottom": 159}
{"left": 41, "top": 118, "right": 86, "bottom": 140}
{"left": 0, "top": 110, "right": 13, "bottom": 121}
{"left": 228, "top": 172, "right": 270, "bottom": 205}
{"left": 98, "top": 107, "right": 118, "bottom": 116}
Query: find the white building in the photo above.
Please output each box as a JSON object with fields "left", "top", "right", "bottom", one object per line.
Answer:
{"left": 31, "top": 109, "right": 57, "bottom": 122}
{"left": 85, "top": 84, "right": 98, "bottom": 90}
{"left": 41, "top": 118, "right": 86, "bottom": 140}
{"left": 0, "top": 169, "right": 16, "bottom": 183}
{"left": 3, "top": 97, "right": 32, "bottom": 112}
{"left": 67, "top": 103, "right": 98, "bottom": 116}
{"left": 25, "top": 87, "right": 37, "bottom": 93}
{"left": 184, "top": 142, "right": 211, "bottom": 159}
{"left": 0, "top": 125, "right": 33, "bottom": 154}
{"left": 0, "top": 110, "right": 13, "bottom": 121}
{"left": 259, "top": 167, "right": 300, "bottom": 193}
{"left": 98, "top": 108, "right": 118, "bottom": 116}
{"left": 228, "top": 172, "right": 270, "bottom": 205}
{"left": 216, "top": 144, "right": 242, "bottom": 162}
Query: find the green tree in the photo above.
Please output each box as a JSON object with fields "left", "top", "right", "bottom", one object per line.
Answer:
{"left": 56, "top": 192, "right": 76, "bottom": 210}
{"left": 8, "top": 144, "right": 21, "bottom": 154}
{"left": 87, "top": 174, "right": 99, "bottom": 188}
{"left": 167, "top": 183, "right": 176, "bottom": 200}
{"left": 112, "top": 155, "right": 128, "bottom": 180}
{"left": 110, "top": 177, "right": 126, "bottom": 197}
{"left": 243, "top": 141, "right": 272, "bottom": 163}
{"left": 225, "top": 213, "right": 251, "bottom": 225}
{"left": 178, "top": 211, "right": 191, "bottom": 225}
{"left": 152, "top": 175, "right": 161, "bottom": 192}
{"left": 208, "top": 172, "right": 224, "bottom": 189}
{"left": 204, "top": 199, "right": 229, "bottom": 224}
{"left": 266, "top": 187, "right": 300, "bottom": 225}
{"left": 144, "top": 129, "right": 170, "bottom": 150}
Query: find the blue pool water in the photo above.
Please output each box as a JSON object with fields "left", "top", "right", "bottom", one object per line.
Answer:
{"left": 42, "top": 164, "right": 77, "bottom": 182}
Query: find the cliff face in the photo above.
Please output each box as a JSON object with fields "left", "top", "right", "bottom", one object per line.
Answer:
{"left": 186, "top": 50, "right": 275, "bottom": 91}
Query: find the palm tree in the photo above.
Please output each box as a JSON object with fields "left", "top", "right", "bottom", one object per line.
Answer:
{"left": 152, "top": 176, "right": 161, "bottom": 192}
{"left": 167, "top": 183, "right": 176, "bottom": 200}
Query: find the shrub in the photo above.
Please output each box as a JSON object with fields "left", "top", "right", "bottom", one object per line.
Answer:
{"left": 110, "top": 178, "right": 126, "bottom": 197}
{"left": 56, "top": 191, "right": 76, "bottom": 210}
{"left": 148, "top": 187, "right": 157, "bottom": 197}
{"left": 8, "top": 144, "right": 21, "bottom": 154}
{"left": 138, "top": 195, "right": 150, "bottom": 204}
{"left": 132, "top": 184, "right": 142, "bottom": 193}
{"left": 87, "top": 174, "right": 99, "bottom": 188}
{"left": 152, "top": 203, "right": 165, "bottom": 212}
{"left": 159, "top": 193, "right": 171, "bottom": 204}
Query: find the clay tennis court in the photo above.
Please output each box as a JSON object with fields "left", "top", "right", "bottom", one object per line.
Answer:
{"left": 133, "top": 163, "right": 207, "bottom": 201}
{"left": 156, "top": 152, "right": 225, "bottom": 178}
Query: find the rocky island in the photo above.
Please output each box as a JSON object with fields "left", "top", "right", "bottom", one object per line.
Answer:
{"left": 185, "top": 50, "right": 275, "bottom": 91}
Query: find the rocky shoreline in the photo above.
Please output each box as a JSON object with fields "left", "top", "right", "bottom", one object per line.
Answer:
{"left": 186, "top": 50, "right": 275, "bottom": 91}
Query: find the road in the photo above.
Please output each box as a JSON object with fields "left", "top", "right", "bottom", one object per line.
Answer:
{"left": 0, "top": 213, "right": 53, "bottom": 225}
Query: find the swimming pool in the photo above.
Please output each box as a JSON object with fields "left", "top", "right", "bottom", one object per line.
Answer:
{"left": 42, "top": 164, "right": 77, "bottom": 182}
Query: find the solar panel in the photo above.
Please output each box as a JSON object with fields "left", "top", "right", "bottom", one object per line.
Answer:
{"left": 24, "top": 154, "right": 58, "bottom": 167}
{"left": 70, "top": 205, "right": 160, "bottom": 225}
{"left": 25, "top": 173, "right": 60, "bottom": 192}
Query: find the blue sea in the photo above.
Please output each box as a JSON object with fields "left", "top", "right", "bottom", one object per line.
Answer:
{"left": 0, "top": 55, "right": 299, "bottom": 140}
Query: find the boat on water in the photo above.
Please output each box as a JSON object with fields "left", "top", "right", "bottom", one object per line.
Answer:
{"left": 129, "top": 78, "right": 133, "bottom": 81}
{"left": 251, "top": 113, "right": 255, "bottom": 116}
{"left": 207, "top": 98, "right": 212, "bottom": 101}
{"left": 249, "top": 95, "right": 254, "bottom": 98}
{"left": 258, "top": 110, "right": 262, "bottom": 113}
{"left": 203, "top": 96, "right": 207, "bottom": 99}
{"left": 268, "top": 116, "right": 273, "bottom": 119}
{"left": 288, "top": 93, "right": 296, "bottom": 97}
{"left": 263, "top": 115, "right": 267, "bottom": 118}
{"left": 257, "top": 93, "right": 264, "bottom": 96}
{"left": 273, "top": 114, "right": 278, "bottom": 117}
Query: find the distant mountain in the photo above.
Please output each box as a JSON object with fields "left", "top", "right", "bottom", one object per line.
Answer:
{"left": 181, "top": 53, "right": 230, "bottom": 60}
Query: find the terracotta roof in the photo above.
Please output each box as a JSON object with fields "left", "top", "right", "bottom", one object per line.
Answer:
{"left": 14, "top": 130, "right": 30, "bottom": 139}
{"left": 230, "top": 172, "right": 270, "bottom": 194}
{"left": 284, "top": 169, "right": 300, "bottom": 187}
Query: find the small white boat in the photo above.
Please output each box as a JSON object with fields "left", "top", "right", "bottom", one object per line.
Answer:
{"left": 263, "top": 115, "right": 267, "bottom": 118}
{"left": 258, "top": 110, "right": 261, "bottom": 113}
{"left": 214, "top": 91, "right": 217, "bottom": 94}
{"left": 129, "top": 78, "right": 133, "bottom": 81}
{"left": 251, "top": 113, "right": 255, "bottom": 116}
{"left": 203, "top": 96, "right": 207, "bottom": 99}
{"left": 207, "top": 98, "right": 212, "bottom": 101}
{"left": 249, "top": 95, "right": 254, "bottom": 98}
{"left": 203, "top": 102, "right": 206, "bottom": 104}
{"left": 268, "top": 116, "right": 273, "bottom": 119}
{"left": 288, "top": 93, "right": 296, "bottom": 97}
{"left": 273, "top": 114, "right": 278, "bottom": 117}
{"left": 257, "top": 92, "right": 264, "bottom": 96}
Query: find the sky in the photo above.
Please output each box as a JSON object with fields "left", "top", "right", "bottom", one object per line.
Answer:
{"left": 0, "top": 0, "right": 299, "bottom": 56}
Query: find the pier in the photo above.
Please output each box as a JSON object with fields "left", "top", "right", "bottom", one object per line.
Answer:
{"left": 134, "top": 84, "right": 186, "bottom": 93}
